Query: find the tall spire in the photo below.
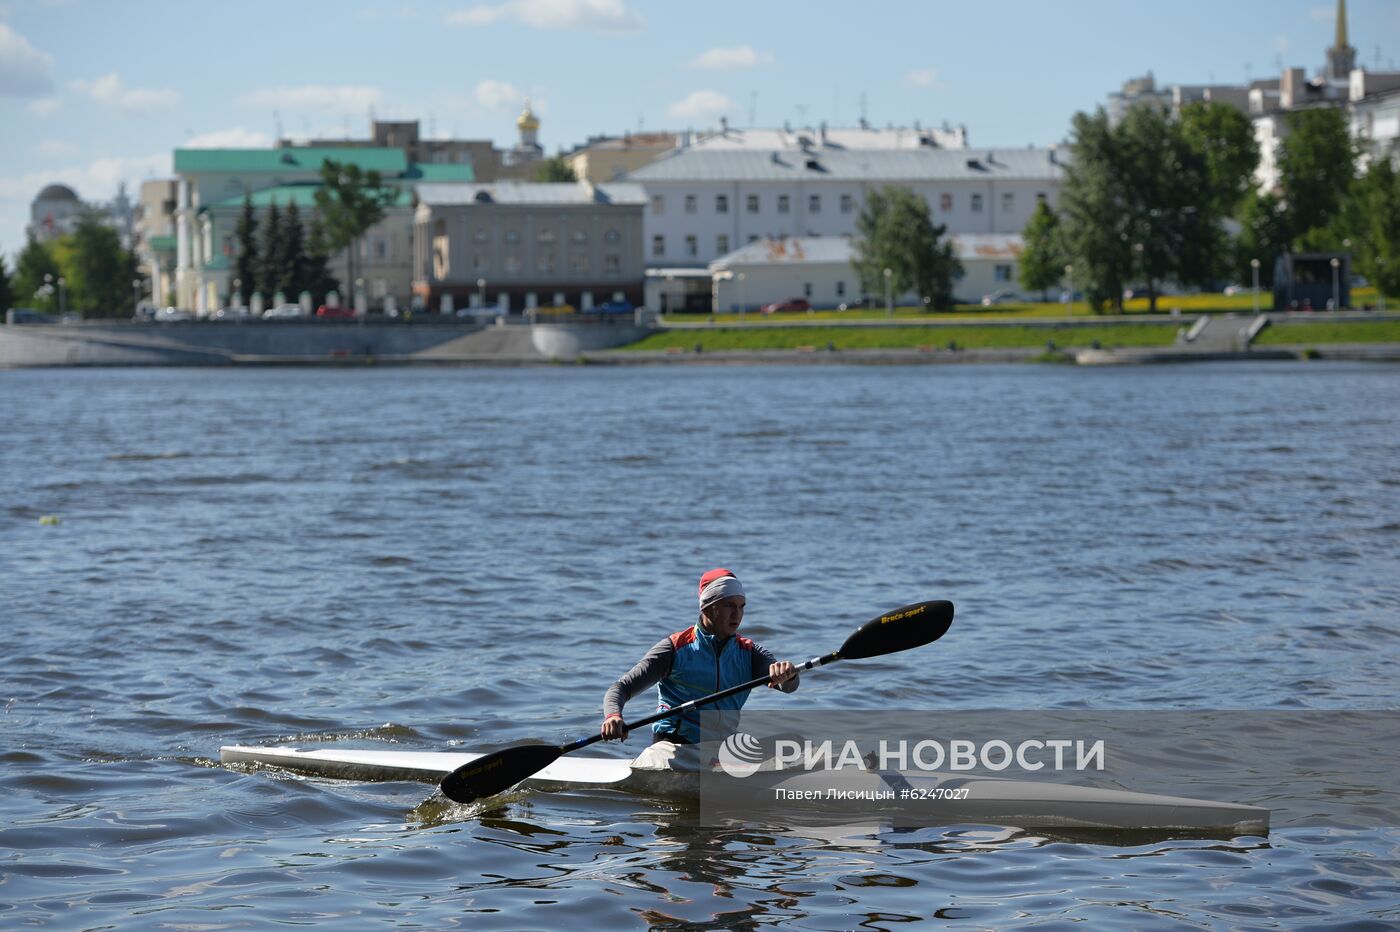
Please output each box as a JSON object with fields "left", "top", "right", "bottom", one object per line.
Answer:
{"left": 1335, "top": 0, "right": 1348, "bottom": 50}
{"left": 1326, "top": 0, "right": 1356, "bottom": 82}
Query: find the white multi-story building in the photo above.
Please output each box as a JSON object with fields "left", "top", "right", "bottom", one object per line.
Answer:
{"left": 627, "top": 147, "right": 1063, "bottom": 270}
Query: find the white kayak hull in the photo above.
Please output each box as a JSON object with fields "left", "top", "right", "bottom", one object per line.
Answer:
{"left": 218, "top": 744, "right": 1269, "bottom": 834}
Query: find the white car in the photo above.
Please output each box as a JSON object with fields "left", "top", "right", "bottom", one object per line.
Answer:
{"left": 214, "top": 305, "right": 250, "bottom": 320}
{"left": 155, "top": 306, "right": 194, "bottom": 321}
{"left": 261, "top": 304, "right": 307, "bottom": 320}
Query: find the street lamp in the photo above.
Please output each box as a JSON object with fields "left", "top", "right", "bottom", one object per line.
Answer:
{"left": 1330, "top": 257, "right": 1341, "bottom": 311}
{"left": 1250, "top": 258, "right": 1260, "bottom": 315}
{"left": 883, "top": 267, "right": 893, "bottom": 318}
{"left": 1064, "top": 264, "right": 1074, "bottom": 317}
{"left": 232, "top": 277, "right": 242, "bottom": 306}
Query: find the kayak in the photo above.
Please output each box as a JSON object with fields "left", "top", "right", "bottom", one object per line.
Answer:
{"left": 219, "top": 744, "right": 1270, "bottom": 834}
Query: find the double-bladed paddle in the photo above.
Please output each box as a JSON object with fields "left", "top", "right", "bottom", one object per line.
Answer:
{"left": 438, "top": 599, "right": 954, "bottom": 805}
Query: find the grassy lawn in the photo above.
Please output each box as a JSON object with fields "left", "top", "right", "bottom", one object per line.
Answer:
{"left": 1253, "top": 320, "right": 1400, "bottom": 345}
{"left": 623, "top": 324, "right": 1180, "bottom": 352}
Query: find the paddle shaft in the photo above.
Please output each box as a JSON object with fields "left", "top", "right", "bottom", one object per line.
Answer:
{"left": 561, "top": 649, "right": 841, "bottom": 754}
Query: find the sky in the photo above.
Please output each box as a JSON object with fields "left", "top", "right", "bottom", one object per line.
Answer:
{"left": 3, "top": 0, "right": 1400, "bottom": 262}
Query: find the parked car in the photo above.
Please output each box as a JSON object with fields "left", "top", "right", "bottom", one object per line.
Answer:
{"left": 316, "top": 304, "right": 356, "bottom": 319}
{"left": 6, "top": 308, "right": 50, "bottom": 324}
{"left": 981, "top": 290, "right": 1023, "bottom": 306}
{"left": 760, "top": 298, "right": 811, "bottom": 314}
{"left": 213, "top": 305, "right": 250, "bottom": 320}
{"left": 262, "top": 304, "right": 307, "bottom": 320}
{"left": 156, "top": 306, "right": 194, "bottom": 321}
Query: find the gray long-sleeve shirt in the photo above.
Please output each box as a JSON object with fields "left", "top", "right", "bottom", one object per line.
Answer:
{"left": 603, "top": 633, "right": 799, "bottom": 723}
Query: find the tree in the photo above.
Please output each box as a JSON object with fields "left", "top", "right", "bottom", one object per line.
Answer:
{"left": 1330, "top": 157, "right": 1400, "bottom": 299}
{"left": 1058, "top": 109, "right": 1135, "bottom": 312}
{"left": 313, "top": 159, "right": 398, "bottom": 310}
{"left": 276, "top": 200, "right": 306, "bottom": 298}
{"left": 1179, "top": 101, "right": 1259, "bottom": 216}
{"left": 1018, "top": 200, "right": 1064, "bottom": 301}
{"left": 535, "top": 156, "right": 578, "bottom": 182}
{"left": 257, "top": 201, "right": 283, "bottom": 300}
{"left": 0, "top": 253, "right": 13, "bottom": 313}
{"left": 234, "top": 194, "right": 258, "bottom": 303}
{"left": 851, "top": 186, "right": 962, "bottom": 310}
{"left": 304, "top": 217, "right": 340, "bottom": 304}
{"left": 13, "top": 233, "right": 60, "bottom": 311}
{"left": 1235, "top": 189, "right": 1290, "bottom": 288}
{"left": 1277, "top": 108, "right": 1355, "bottom": 247}
{"left": 64, "top": 210, "right": 137, "bottom": 316}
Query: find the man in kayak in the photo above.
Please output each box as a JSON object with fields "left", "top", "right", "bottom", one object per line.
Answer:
{"left": 601, "top": 568, "right": 799, "bottom": 744}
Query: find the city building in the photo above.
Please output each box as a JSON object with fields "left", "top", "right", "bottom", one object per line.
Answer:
{"left": 684, "top": 117, "right": 968, "bottom": 151}
{"left": 27, "top": 182, "right": 134, "bottom": 247}
{"left": 564, "top": 133, "right": 678, "bottom": 182}
{"left": 412, "top": 181, "right": 647, "bottom": 313}
{"left": 135, "top": 179, "right": 178, "bottom": 307}
{"left": 170, "top": 146, "right": 474, "bottom": 314}
{"left": 626, "top": 147, "right": 1062, "bottom": 269}
{"left": 702, "top": 234, "right": 1026, "bottom": 312}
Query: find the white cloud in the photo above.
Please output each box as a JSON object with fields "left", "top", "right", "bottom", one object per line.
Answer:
{"left": 904, "top": 68, "right": 944, "bottom": 90}
{"left": 28, "top": 96, "right": 61, "bottom": 117}
{"left": 689, "top": 45, "right": 773, "bottom": 70}
{"left": 0, "top": 22, "right": 55, "bottom": 98}
{"left": 237, "top": 84, "right": 383, "bottom": 111}
{"left": 447, "top": 0, "right": 641, "bottom": 32}
{"left": 37, "top": 139, "right": 79, "bottom": 158}
{"left": 183, "top": 127, "right": 275, "bottom": 148}
{"left": 667, "top": 90, "right": 732, "bottom": 121}
{"left": 0, "top": 152, "right": 170, "bottom": 202}
{"left": 474, "top": 79, "right": 526, "bottom": 110}
{"left": 71, "top": 72, "right": 180, "bottom": 112}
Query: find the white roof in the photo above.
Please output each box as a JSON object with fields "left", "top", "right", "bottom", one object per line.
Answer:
{"left": 688, "top": 125, "right": 967, "bottom": 151}
{"left": 630, "top": 148, "right": 1064, "bottom": 183}
{"left": 710, "top": 234, "right": 1024, "bottom": 269}
{"left": 416, "top": 182, "right": 647, "bottom": 206}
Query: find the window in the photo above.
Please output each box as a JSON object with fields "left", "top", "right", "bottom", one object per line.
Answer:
{"left": 685, "top": 235, "right": 698, "bottom": 257}
{"left": 652, "top": 235, "right": 665, "bottom": 258}
{"left": 746, "top": 194, "right": 759, "bottom": 213}
{"left": 1002, "top": 192, "right": 1014, "bottom": 212}
{"left": 472, "top": 253, "right": 487, "bottom": 272}
{"left": 803, "top": 282, "right": 813, "bottom": 297}
{"left": 1036, "top": 191, "right": 1048, "bottom": 203}
{"left": 537, "top": 253, "right": 555, "bottom": 272}
{"left": 373, "top": 236, "right": 389, "bottom": 261}
{"left": 716, "top": 234, "right": 729, "bottom": 255}
{"left": 748, "top": 234, "right": 760, "bottom": 243}
{"left": 840, "top": 194, "right": 854, "bottom": 214}
{"left": 537, "top": 226, "right": 555, "bottom": 243}
{"left": 939, "top": 193, "right": 953, "bottom": 212}
{"left": 971, "top": 193, "right": 983, "bottom": 213}
{"left": 505, "top": 229, "right": 521, "bottom": 244}
{"left": 716, "top": 194, "right": 729, "bottom": 214}
{"left": 809, "top": 194, "right": 821, "bottom": 213}
{"left": 504, "top": 254, "right": 522, "bottom": 272}
{"left": 994, "top": 264, "right": 1012, "bottom": 282}
{"left": 778, "top": 194, "right": 790, "bottom": 214}
{"left": 572, "top": 229, "right": 588, "bottom": 243}
{"left": 570, "top": 254, "right": 589, "bottom": 272}
{"left": 604, "top": 254, "right": 620, "bottom": 274}
{"left": 684, "top": 194, "right": 697, "bottom": 214}
{"left": 605, "top": 229, "right": 621, "bottom": 244}
{"left": 652, "top": 195, "right": 664, "bottom": 214}
{"left": 836, "top": 280, "right": 846, "bottom": 297}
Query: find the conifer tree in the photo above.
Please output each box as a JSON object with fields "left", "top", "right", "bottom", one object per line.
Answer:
{"left": 234, "top": 194, "right": 258, "bottom": 303}
{"left": 257, "top": 201, "right": 283, "bottom": 300}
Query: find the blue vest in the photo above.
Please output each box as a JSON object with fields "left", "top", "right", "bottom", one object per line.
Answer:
{"left": 654, "top": 623, "right": 758, "bottom": 743}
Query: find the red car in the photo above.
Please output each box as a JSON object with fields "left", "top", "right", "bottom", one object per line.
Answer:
{"left": 760, "top": 298, "right": 811, "bottom": 314}
{"left": 316, "top": 305, "right": 356, "bottom": 319}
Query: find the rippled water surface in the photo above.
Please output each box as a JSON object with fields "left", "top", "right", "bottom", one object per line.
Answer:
{"left": 4, "top": 362, "right": 1399, "bottom": 928}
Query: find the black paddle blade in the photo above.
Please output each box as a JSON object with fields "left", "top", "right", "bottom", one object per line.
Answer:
{"left": 440, "top": 744, "right": 562, "bottom": 804}
{"left": 837, "top": 600, "right": 954, "bottom": 661}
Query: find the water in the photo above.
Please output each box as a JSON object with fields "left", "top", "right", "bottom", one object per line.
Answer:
{"left": 3, "top": 362, "right": 1398, "bottom": 928}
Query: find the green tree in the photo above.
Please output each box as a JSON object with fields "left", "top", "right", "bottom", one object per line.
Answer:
{"left": 851, "top": 186, "right": 962, "bottom": 310}
{"left": 277, "top": 200, "right": 306, "bottom": 298}
{"left": 13, "top": 233, "right": 60, "bottom": 312}
{"left": 64, "top": 211, "right": 137, "bottom": 316}
{"left": 304, "top": 217, "right": 340, "bottom": 304}
{"left": 0, "top": 253, "right": 13, "bottom": 312}
{"left": 1235, "top": 189, "right": 1290, "bottom": 288}
{"left": 534, "top": 156, "right": 578, "bottom": 182}
{"left": 1058, "top": 109, "right": 1135, "bottom": 312}
{"left": 1179, "top": 101, "right": 1260, "bottom": 216}
{"left": 1330, "top": 157, "right": 1400, "bottom": 300}
{"left": 1277, "top": 108, "right": 1355, "bottom": 247}
{"left": 1018, "top": 200, "right": 1065, "bottom": 301}
{"left": 257, "top": 201, "right": 283, "bottom": 300}
{"left": 234, "top": 194, "right": 258, "bottom": 303}
{"left": 313, "top": 159, "right": 398, "bottom": 310}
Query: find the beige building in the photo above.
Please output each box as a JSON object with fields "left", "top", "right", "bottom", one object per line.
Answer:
{"left": 413, "top": 182, "right": 647, "bottom": 312}
{"left": 565, "top": 133, "right": 677, "bottom": 182}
